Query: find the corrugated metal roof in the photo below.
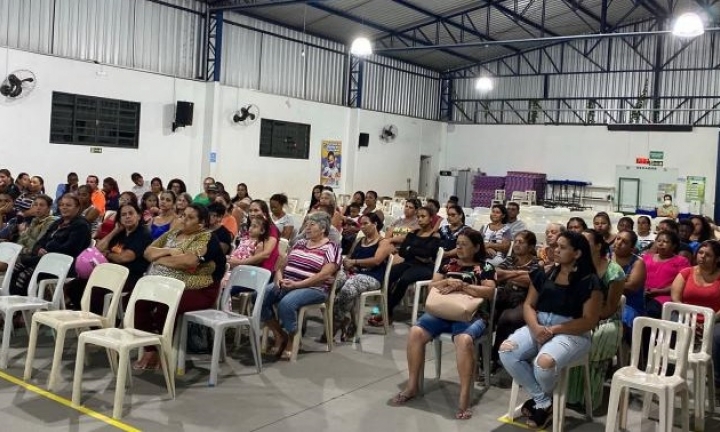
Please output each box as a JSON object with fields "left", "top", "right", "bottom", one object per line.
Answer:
{"left": 205, "top": 0, "right": 718, "bottom": 72}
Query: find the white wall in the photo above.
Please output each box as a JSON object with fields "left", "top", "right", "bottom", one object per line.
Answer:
{"left": 0, "top": 48, "right": 207, "bottom": 194}
{"left": 445, "top": 124, "right": 719, "bottom": 215}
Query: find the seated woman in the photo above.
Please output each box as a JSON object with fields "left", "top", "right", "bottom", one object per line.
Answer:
{"left": 319, "top": 190, "right": 344, "bottom": 231}
{"left": 438, "top": 204, "right": 469, "bottom": 260}
{"left": 391, "top": 229, "right": 496, "bottom": 420}
{"left": 94, "top": 191, "right": 137, "bottom": 240}
{"left": 537, "top": 223, "right": 565, "bottom": 266}
{"left": 66, "top": 202, "right": 152, "bottom": 312}
{"left": 636, "top": 215, "right": 656, "bottom": 253}
{"left": 342, "top": 191, "right": 365, "bottom": 216}
{"left": 670, "top": 240, "right": 720, "bottom": 391}
{"left": 233, "top": 200, "right": 281, "bottom": 274}
{"left": 225, "top": 216, "right": 271, "bottom": 296}
{"left": 481, "top": 204, "right": 511, "bottom": 266}
{"left": 362, "top": 190, "right": 385, "bottom": 223}
{"left": 307, "top": 184, "right": 323, "bottom": 214}
{"left": 689, "top": 215, "right": 713, "bottom": 251}
{"left": 214, "top": 192, "right": 238, "bottom": 238}
{"left": 10, "top": 194, "right": 91, "bottom": 296}
{"left": 616, "top": 216, "right": 634, "bottom": 233}
{"left": 385, "top": 198, "right": 420, "bottom": 239}
{"left": 566, "top": 217, "right": 587, "bottom": 234}
{"left": 207, "top": 202, "right": 233, "bottom": 255}
{"left": 175, "top": 192, "right": 192, "bottom": 219}
{"left": 135, "top": 203, "right": 226, "bottom": 370}
{"left": 643, "top": 230, "right": 691, "bottom": 318}
{"left": 657, "top": 194, "right": 679, "bottom": 219}
{"left": 269, "top": 193, "right": 295, "bottom": 240}
{"left": 567, "top": 229, "right": 625, "bottom": 412}
{"left": 167, "top": 178, "right": 187, "bottom": 197}
{"left": 612, "top": 230, "right": 646, "bottom": 341}
{"left": 371, "top": 206, "right": 440, "bottom": 327}
{"left": 492, "top": 230, "right": 541, "bottom": 371}
{"left": 499, "top": 231, "right": 602, "bottom": 429}
{"left": 0, "top": 195, "right": 57, "bottom": 272}
{"left": 102, "top": 177, "right": 120, "bottom": 212}
{"left": 261, "top": 212, "right": 340, "bottom": 361}
{"left": 13, "top": 175, "right": 44, "bottom": 216}
{"left": 149, "top": 191, "right": 176, "bottom": 240}
{"left": 332, "top": 213, "right": 392, "bottom": 340}
{"left": 593, "top": 212, "right": 615, "bottom": 252}
{"left": 425, "top": 199, "right": 444, "bottom": 233}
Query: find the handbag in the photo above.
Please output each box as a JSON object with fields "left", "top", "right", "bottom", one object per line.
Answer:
{"left": 424, "top": 272, "right": 484, "bottom": 322}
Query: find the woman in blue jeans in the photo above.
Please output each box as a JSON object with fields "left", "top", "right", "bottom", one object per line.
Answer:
{"left": 391, "top": 229, "right": 496, "bottom": 420}
{"left": 261, "top": 212, "right": 340, "bottom": 361}
{"left": 499, "top": 231, "right": 602, "bottom": 429}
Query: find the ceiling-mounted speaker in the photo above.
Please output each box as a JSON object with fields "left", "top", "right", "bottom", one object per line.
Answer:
{"left": 173, "top": 101, "right": 194, "bottom": 132}
{"left": 358, "top": 132, "right": 369, "bottom": 148}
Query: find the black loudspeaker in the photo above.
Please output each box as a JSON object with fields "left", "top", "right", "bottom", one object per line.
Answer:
{"left": 173, "top": 101, "right": 194, "bottom": 132}
{"left": 358, "top": 132, "right": 370, "bottom": 148}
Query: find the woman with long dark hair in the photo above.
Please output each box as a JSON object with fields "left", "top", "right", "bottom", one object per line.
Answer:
{"left": 499, "top": 231, "right": 601, "bottom": 429}
{"left": 481, "top": 204, "right": 511, "bottom": 266}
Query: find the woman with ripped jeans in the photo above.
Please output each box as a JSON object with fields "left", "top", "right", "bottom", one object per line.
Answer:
{"left": 499, "top": 231, "right": 602, "bottom": 429}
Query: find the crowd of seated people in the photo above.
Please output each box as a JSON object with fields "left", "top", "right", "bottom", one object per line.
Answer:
{"left": 3, "top": 166, "right": 720, "bottom": 426}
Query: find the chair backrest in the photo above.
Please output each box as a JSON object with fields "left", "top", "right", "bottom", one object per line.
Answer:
{"left": 432, "top": 247, "right": 444, "bottom": 274}
{"left": 0, "top": 242, "right": 23, "bottom": 295}
{"left": 124, "top": 276, "right": 185, "bottom": 344}
{"left": 221, "top": 266, "right": 272, "bottom": 327}
{"left": 79, "top": 263, "right": 129, "bottom": 324}
{"left": 661, "top": 301, "right": 715, "bottom": 356}
{"left": 278, "top": 238, "right": 289, "bottom": 255}
{"left": 29, "top": 253, "right": 74, "bottom": 305}
{"left": 631, "top": 316, "right": 691, "bottom": 378}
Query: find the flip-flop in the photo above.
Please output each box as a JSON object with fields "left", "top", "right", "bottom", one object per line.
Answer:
{"left": 279, "top": 350, "right": 293, "bottom": 361}
{"left": 455, "top": 408, "right": 473, "bottom": 420}
{"left": 390, "top": 392, "right": 415, "bottom": 406}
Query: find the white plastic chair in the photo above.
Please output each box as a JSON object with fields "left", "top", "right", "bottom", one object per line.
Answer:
{"left": 409, "top": 248, "right": 445, "bottom": 321}
{"left": 0, "top": 252, "right": 73, "bottom": 369}
{"left": 354, "top": 255, "right": 393, "bottom": 343}
{"left": 605, "top": 317, "right": 691, "bottom": 432}
{"left": 661, "top": 302, "right": 716, "bottom": 431}
{"left": 71, "top": 275, "right": 185, "bottom": 419}
{"left": 278, "top": 238, "right": 289, "bottom": 255}
{"left": 413, "top": 287, "right": 498, "bottom": 394}
{"left": 505, "top": 353, "right": 593, "bottom": 432}
{"left": 177, "top": 266, "right": 271, "bottom": 386}
{"left": 289, "top": 278, "right": 338, "bottom": 361}
{"left": 23, "top": 263, "right": 129, "bottom": 391}
{"left": 0, "top": 242, "right": 23, "bottom": 295}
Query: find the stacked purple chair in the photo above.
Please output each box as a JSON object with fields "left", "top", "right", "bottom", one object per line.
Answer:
{"left": 471, "top": 175, "right": 506, "bottom": 207}
{"left": 504, "top": 171, "right": 547, "bottom": 205}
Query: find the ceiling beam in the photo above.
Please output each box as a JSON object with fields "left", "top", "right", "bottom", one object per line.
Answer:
{"left": 484, "top": 0, "right": 561, "bottom": 37}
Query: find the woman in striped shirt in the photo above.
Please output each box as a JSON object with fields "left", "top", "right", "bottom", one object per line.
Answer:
{"left": 261, "top": 211, "right": 340, "bottom": 361}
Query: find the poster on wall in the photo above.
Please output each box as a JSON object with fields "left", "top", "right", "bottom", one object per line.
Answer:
{"left": 657, "top": 183, "right": 677, "bottom": 203}
{"left": 320, "top": 140, "right": 342, "bottom": 188}
{"left": 685, "top": 176, "right": 706, "bottom": 203}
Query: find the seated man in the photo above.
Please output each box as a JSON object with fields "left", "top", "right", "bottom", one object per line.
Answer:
{"left": 505, "top": 201, "right": 527, "bottom": 237}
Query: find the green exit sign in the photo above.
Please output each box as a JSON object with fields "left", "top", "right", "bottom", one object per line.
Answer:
{"left": 649, "top": 151, "right": 663, "bottom": 160}
{"left": 90, "top": 147, "right": 102, "bottom": 154}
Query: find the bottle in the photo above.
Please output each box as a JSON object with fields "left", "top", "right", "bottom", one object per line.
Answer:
{"left": 371, "top": 306, "right": 380, "bottom": 315}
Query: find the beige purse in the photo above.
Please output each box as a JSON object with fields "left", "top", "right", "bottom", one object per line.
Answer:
{"left": 425, "top": 272, "right": 484, "bottom": 322}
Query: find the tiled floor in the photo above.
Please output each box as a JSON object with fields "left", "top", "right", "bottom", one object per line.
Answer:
{"left": 1, "top": 318, "right": 718, "bottom": 431}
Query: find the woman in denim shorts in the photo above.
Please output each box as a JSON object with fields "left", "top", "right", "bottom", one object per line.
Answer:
{"left": 390, "top": 229, "right": 496, "bottom": 420}
{"left": 499, "top": 231, "right": 602, "bottom": 428}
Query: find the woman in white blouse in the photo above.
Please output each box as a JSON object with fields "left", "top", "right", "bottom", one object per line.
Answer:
{"left": 270, "top": 193, "right": 295, "bottom": 240}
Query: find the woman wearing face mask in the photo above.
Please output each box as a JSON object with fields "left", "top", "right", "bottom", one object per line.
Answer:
{"left": 657, "top": 194, "right": 679, "bottom": 219}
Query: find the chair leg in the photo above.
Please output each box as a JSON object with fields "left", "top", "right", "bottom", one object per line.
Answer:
{"left": 582, "top": 363, "right": 593, "bottom": 420}
{"left": 112, "top": 349, "right": 130, "bottom": 419}
{"left": 605, "top": 381, "right": 622, "bottom": 432}
{"left": 47, "top": 327, "right": 68, "bottom": 391}
{"left": 0, "top": 311, "right": 14, "bottom": 369}
{"left": 481, "top": 338, "right": 491, "bottom": 389}
{"left": 71, "top": 338, "right": 87, "bottom": 406}
{"left": 354, "top": 296, "right": 364, "bottom": 344}
{"left": 682, "top": 388, "right": 691, "bottom": 432}
{"left": 324, "top": 306, "right": 333, "bottom": 352}
{"left": 158, "top": 344, "right": 175, "bottom": 400}
{"left": 553, "top": 368, "right": 566, "bottom": 432}
{"left": 209, "top": 327, "right": 224, "bottom": 387}
{"left": 290, "top": 309, "right": 305, "bottom": 362}
{"left": 177, "top": 317, "right": 188, "bottom": 376}
{"left": 23, "top": 319, "right": 41, "bottom": 381}
{"left": 381, "top": 294, "right": 389, "bottom": 335}
{"left": 696, "top": 362, "right": 706, "bottom": 432}
{"left": 658, "top": 390, "right": 668, "bottom": 432}
{"left": 248, "top": 326, "right": 262, "bottom": 374}
{"left": 619, "top": 386, "right": 630, "bottom": 430}
{"left": 506, "top": 379, "right": 520, "bottom": 419}
{"left": 433, "top": 340, "right": 442, "bottom": 379}
{"left": 709, "top": 361, "right": 717, "bottom": 414}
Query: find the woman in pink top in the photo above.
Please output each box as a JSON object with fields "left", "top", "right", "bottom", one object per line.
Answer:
{"left": 670, "top": 240, "right": 720, "bottom": 390}
{"left": 642, "top": 230, "right": 690, "bottom": 318}
{"left": 241, "top": 199, "right": 280, "bottom": 274}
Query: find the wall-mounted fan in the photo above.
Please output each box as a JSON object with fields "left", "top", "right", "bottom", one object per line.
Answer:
{"left": 232, "top": 104, "right": 260, "bottom": 125}
{"left": 0, "top": 70, "right": 37, "bottom": 103}
{"left": 380, "top": 124, "right": 398, "bottom": 142}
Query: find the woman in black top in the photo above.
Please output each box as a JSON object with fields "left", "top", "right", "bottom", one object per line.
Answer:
{"left": 10, "top": 194, "right": 92, "bottom": 296}
{"left": 370, "top": 206, "right": 440, "bottom": 326}
{"left": 498, "top": 231, "right": 602, "bottom": 429}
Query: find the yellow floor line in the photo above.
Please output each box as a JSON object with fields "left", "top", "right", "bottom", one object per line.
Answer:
{"left": 0, "top": 370, "right": 141, "bottom": 432}
{"left": 498, "top": 415, "right": 547, "bottom": 431}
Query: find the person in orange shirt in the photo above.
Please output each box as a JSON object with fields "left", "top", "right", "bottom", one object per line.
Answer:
{"left": 86, "top": 175, "right": 106, "bottom": 216}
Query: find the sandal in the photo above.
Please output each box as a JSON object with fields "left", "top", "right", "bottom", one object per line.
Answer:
{"left": 455, "top": 408, "right": 473, "bottom": 420}
{"left": 279, "top": 350, "right": 292, "bottom": 361}
{"left": 390, "top": 392, "right": 415, "bottom": 406}
{"left": 527, "top": 404, "right": 552, "bottom": 429}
